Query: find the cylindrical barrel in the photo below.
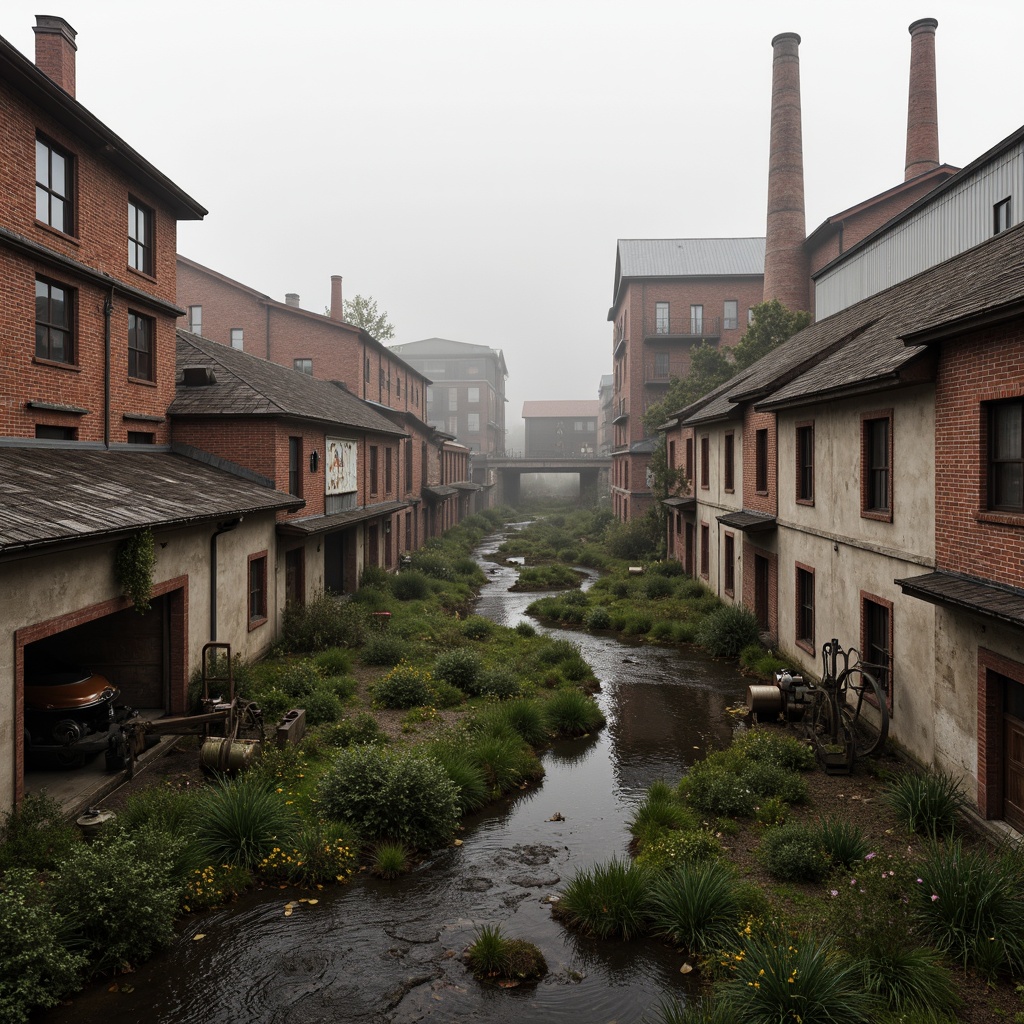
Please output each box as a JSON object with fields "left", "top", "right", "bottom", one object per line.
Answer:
{"left": 746, "top": 684, "right": 784, "bottom": 715}
{"left": 200, "top": 738, "right": 260, "bottom": 774}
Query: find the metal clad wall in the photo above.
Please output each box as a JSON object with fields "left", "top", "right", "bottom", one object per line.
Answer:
{"left": 816, "top": 143, "right": 1024, "bottom": 319}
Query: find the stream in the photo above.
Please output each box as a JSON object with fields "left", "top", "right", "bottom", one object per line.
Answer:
{"left": 41, "top": 527, "right": 749, "bottom": 1024}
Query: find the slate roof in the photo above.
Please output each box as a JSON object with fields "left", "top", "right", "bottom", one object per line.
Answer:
{"left": 678, "top": 221, "right": 1024, "bottom": 424}
{"left": 170, "top": 333, "right": 405, "bottom": 437}
{"left": 277, "top": 501, "right": 408, "bottom": 537}
{"left": 896, "top": 571, "right": 1024, "bottom": 629}
{"left": 716, "top": 510, "right": 777, "bottom": 533}
{"left": 0, "top": 447, "right": 300, "bottom": 555}
{"left": 521, "top": 401, "right": 599, "bottom": 418}
{"left": 616, "top": 239, "right": 766, "bottom": 280}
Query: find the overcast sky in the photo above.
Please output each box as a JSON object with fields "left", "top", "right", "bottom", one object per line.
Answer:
{"left": 6, "top": 1, "right": 1023, "bottom": 435}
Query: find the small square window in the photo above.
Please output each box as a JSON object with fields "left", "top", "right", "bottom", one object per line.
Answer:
{"left": 127, "top": 431, "right": 154, "bottom": 444}
{"left": 293, "top": 358, "right": 312, "bottom": 376}
{"left": 468, "top": 387, "right": 479, "bottom": 403}
{"left": 468, "top": 413, "right": 480, "bottom": 432}
{"left": 128, "top": 198, "right": 154, "bottom": 274}
{"left": 35, "top": 276, "right": 75, "bottom": 364}
{"left": 230, "top": 328, "right": 244, "bottom": 350}
{"left": 128, "top": 311, "right": 154, "bottom": 381}
{"left": 36, "top": 135, "right": 74, "bottom": 234}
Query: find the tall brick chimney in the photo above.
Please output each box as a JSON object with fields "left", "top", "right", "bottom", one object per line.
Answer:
{"left": 904, "top": 18, "right": 940, "bottom": 180}
{"left": 763, "top": 32, "right": 809, "bottom": 313}
{"left": 285, "top": 293, "right": 300, "bottom": 308}
{"left": 330, "top": 275, "right": 344, "bottom": 320}
{"left": 33, "top": 15, "right": 77, "bottom": 97}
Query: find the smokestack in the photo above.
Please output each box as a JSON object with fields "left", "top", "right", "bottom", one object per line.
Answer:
{"left": 285, "top": 293, "right": 300, "bottom": 308}
{"left": 905, "top": 18, "right": 940, "bottom": 180}
{"left": 33, "top": 16, "right": 77, "bottom": 97}
{"left": 330, "top": 275, "right": 343, "bottom": 320}
{"left": 763, "top": 32, "right": 809, "bottom": 313}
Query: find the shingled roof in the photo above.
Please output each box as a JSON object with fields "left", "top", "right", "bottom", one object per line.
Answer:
{"left": 170, "top": 333, "right": 405, "bottom": 437}
{"left": 0, "top": 447, "right": 300, "bottom": 555}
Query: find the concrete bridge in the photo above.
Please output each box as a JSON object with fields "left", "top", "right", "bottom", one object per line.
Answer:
{"left": 473, "top": 452, "right": 611, "bottom": 506}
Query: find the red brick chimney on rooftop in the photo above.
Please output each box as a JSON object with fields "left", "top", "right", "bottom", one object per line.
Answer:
{"left": 763, "top": 32, "right": 810, "bottom": 314}
{"left": 33, "top": 15, "right": 77, "bottom": 97}
{"left": 905, "top": 18, "right": 940, "bottom": 180}
{"left": 330, "top": 276, "right": 344, "bottom": 320}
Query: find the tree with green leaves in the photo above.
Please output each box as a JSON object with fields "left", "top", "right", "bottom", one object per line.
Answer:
{"left": 342, "top": 295, "right": 396, "bottom": 341}
{"left": 731, "top": 298, "right": 812, "bottom": 371}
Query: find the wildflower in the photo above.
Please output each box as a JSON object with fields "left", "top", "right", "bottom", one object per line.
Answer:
{"left": 864, "top": 852, "right": 876, "bottom": 860}
{"left": 916, "top": 877, "right": 923, "bottom": 883}
{"left": 931, "top": 894, "right": 939, "bottom": 901}
{"left": 830, "top": 889, "right": 839, "bottom": 897}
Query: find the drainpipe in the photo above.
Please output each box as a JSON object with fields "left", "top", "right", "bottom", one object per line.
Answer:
{"left": 209, "top": 518, "right": 243, "bottom": 640}
{"left": 103, "top": 289, "right": 113, "bottom": 448}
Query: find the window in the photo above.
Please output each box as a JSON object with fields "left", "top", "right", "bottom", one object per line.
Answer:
{"left": 188, "top": 305, "right": 202, "bottom": 335}
{"left": 35, "top": 424, "right": 76, "bottom": 440}
{"left": 396, "top": 377, "right": 401, "bottom": 397}
{"left": 230, "top": 328, "right": 244, "bottom": 350}
{"left": 724, "top": 300, "right": 738, "bottom": 330}
{"left": 385, "top": 447, "right": 393, "bottom": 494}
{"left": 796, "top": 565, "right": 815, "bottom": 650}
{"left": 862, "top": 595, "right": 892, "bottom": 699}
{"left": 35, "top": 135, "right": 73, "bottom": 233}
{"left": 796, "top": 422, "right": 814, "bottom": 503}
{"left": 405, "top": 440, "right": 413, "bottom": 493}
{"left": 862, "top": 413, "right": 892, "bottom": 518}
{"left": 448, "top": 389, "right": 458, "bottom": 412}
{"left": 127, "top": 311, "right": 154, "bottom": 380}
{"left": 35, "top": 276, "right": 74, "bottom": 364}
{"left": 575, "top": 421, "right": 584, "bottom": 431}
{"left": 288, "top": 436, "right": 303, "bottom": 497}
{"left": 468, "top": 387, "right": 479, "bottom": 403}
{"left": 654, "top": 351, "right": 670, "bottom": 378}
{"left": 748, "top": 307, "right": 755, "bottom": 326}
{"left": 685, "top": 437, "right": 694, "bottom": 482}
{"left": 989, "top": 399, "right": 1024, "bottom": 511}
{"left": 369, "top": 445, "right": 378, "bottom": 495}
{"left": 127, "top": 431, "right": 154, "bottom": 444}
{"left": 364, "top": 356, "right": 371, "bottom": 382}
{"left": 755, "top": 428, "right": 768, "bottom": 493}
{"left": 587, "top": 420, "right": 595, "bottom": 430}
{"left": 669, "top": 440, "right": 676, "bottom": 473}
{"left": 700, "top": 436, "right": 710, "bottom": 488}
{"left": 724, "top": 533, "right": 735, "bottom": 594}
{"left": 995, "top": 197, "right": 1012, "bottom": 235}
{"left": 294, "top": 358, "right": 312, "bottom": 375}
{"left": 724, "top": 432, "right": 735, "bottom": 491}
{"left": 690, "top": 305, "right": 703, "bottom": 334}
{"left": 248, "top": 553, "right": 268, "bottom": 627}
{"left": 128, "top": 198, "right": 153, "bottom": 274}
{"left": 700, "top": 523, "right": 710, "bottom": 577}
{"left": 655, "top": 301, "right": 669, "bottom": 334}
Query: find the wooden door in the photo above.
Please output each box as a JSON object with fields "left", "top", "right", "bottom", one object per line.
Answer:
{"left": 1004, "top": 676, "right": 1024, "bottom": 832}
{"left": 285, "top": 548, "right": 304, "bottom": 607}
{"left": 754, "top": 555, "right": 769, "bottom": 631}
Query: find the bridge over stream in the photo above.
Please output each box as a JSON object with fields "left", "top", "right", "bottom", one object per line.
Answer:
{"left": 473, "top": 452, "right": 611, "bottom": 506}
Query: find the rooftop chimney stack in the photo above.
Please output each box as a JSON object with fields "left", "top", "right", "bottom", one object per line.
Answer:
{"left": 905, "top": 18, "right": 940, "bottom": 180}
{"left": 285, "top": 293, "right": 300, "bottom": 308}
{"left": 33, "top": 15, "right": 77, "bottom": 97}
{"left": 330, "top": 275, "right": 344, "bottom": 320}
{"left": 763, "top": 32, "right": 810, "bottom": 313}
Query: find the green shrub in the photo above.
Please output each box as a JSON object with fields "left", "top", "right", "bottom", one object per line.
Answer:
{"left": 816, "top": 815, "right": 868, "bottom": 868}
{"left": 350, "top": 585, "right": 392, "bottom": 610}
{"left": 635, "top": 828, "right": 722, "bottom": 870}
{"left": 610, "top": 580, "right": 630, "bottom": 599}
{"left": 0, "top": 868, "right": 87, "bottom": 1022}
{"left": 248, "top": 684, "right": 294, "bottom": 720}
{"left": 682, "top": 758, "right": 758, "bottom": 817}
{"left": 623, "top": 613, "right": 653, "bottom": 636}
{"left": 739, "top": 761, "right": 808, "bottom": 805}
{"left": 885, "top": 770, "right": 967, "bottom": 837}
{"left": 514, "top": 621, "right": 537, "bottom": 637}
{"left": 586, "top": 606, "right": 611, "bottom": 630}
{"left": 647, "top": 861, "right": 743, "bottom": 952}
{"left": 361, "top": 632, "right": 408, "bottom": 667}
{"left": 114, "top": 785, "right": 197, "bottom": 853}
{"left": 433, "top": 648, "right": 483, "bottom": 691}
{"left": 312, "top": 647, "right": 352, "bottom": 675}
{"left": 302, "top": 686, "right": 344, "bottom": 725}
{"left": 193, "top": 777, "right": 299, "bottom": 870}
{"left": 372, "top": 662, "right": 433, "bottom": 708}
{"left": 318, "top": 712, "right": 388, "bottom": 748}
{"left": 696, "top": 604, "right": 760, "bottom": 657}
{"left": 649, "top": 621, "right": 675, "bottom": 641}
{"left": 557, "top": 858, "right": 652, "bottom": 940}
{"left": 858, "top": 944, "right": 961, "bottom": 1016}
{"left": 628, "top": 785, "right": 699, "bottom": 847}
{"left": 475, "top": 667, "right": 522, "bottom": 700}
{"left": 272, "top": 659, "right": 324, "bottom": 698}
{"left": 559, "top": 652, "right": 595, "bottom": 683}
{"left": 324, "top": 674, "right": 357, "bottom": 700}
{"left": 317, "top": 745, "right": 461, "bottom": 850}
{"left": 645, "top": 575, "right": 675, "bottom": 599}
{"left": 359, "top": 565, "right": 391, "bottom": 590}
{"left": 371, "top": 840, "right": 409, "bottom": 879}
{"left": 652, "top": 560, "right": 684, "bottom": 577}
{"left": 0, "top": 791, "right": 79, "bottom": 872}
{"left": 758, "top": 821, "right": 831, "bottom": 882}
{"left": 544, "top": 688, "right": 605, "bottom": 736}
{"left": 259, "top": 821, "right": 358, "bottom": 886}
{"left": 428, "top": 741, "right": 490, "bottom": 813}
{"left": 462, "top": 615, "right": 493, "bottom": 639}
{"left": 604, "top": 515, "right": 660, "bottom": 560}
{"left": 673, "top": 621, "right": 700, "bottom": 643}
{"left": 466, "top": 924, "right": 547, "bottom": 982}
{"left": 50, "top": 828, "right": 181, "bottom": 970}
{"left": 281, "top": 591, "right": 365, "bottom": 651}
{"left": 732, "top": 728, "right": 815, "bottom": 771}
{"left": 409, "top": 553, "right": 453, "bottom": 580}
{"left": 562, "top": 589, "right": 589, "bottom": 607}
{"left": 428, "top": 679, "right": 465, "bottom": 708}
{"left": 534, "top": 638, "right": 582, "bottom": 667}
{"left": 473, "top": 700, "right": 549, "bottom": 747}
{"left": 469, "top": 733, "right": 543, "bottom": 793}
{"left": 391, "top": 570, "right": 430, "bottom": 601}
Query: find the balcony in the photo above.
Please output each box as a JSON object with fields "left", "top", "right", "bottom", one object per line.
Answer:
{"left": 612, "top": 398, "right": 628, "bottom": 425}
{"left": 643, "top": 315, "right": 720, "bottom": 341}
{"left": 644, "top": 358, "right": 691, "bottom": 384}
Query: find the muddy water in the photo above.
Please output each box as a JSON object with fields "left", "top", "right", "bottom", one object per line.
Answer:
{"left": 43, "top": 531, "right": 748, "bottom": 1024}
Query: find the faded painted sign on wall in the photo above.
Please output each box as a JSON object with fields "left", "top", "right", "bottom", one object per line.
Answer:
{"left": 326, "top": 438, "right": 358, "bottom": 494}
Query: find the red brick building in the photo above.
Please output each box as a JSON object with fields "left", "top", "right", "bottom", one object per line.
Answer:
{"left": 522, "top": 400, "right": 599, "bottom": 458}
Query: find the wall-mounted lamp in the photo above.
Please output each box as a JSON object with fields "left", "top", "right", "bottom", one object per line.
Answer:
{"left": 384, "top": 521, "right": 391, "bottom": 534}
{"left": 309, "top": 449, "right": 320, "bottom": 473}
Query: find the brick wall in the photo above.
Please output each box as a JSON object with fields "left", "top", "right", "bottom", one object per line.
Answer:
{"left": 743, "top": 408, "right": 778, "bottom": 514}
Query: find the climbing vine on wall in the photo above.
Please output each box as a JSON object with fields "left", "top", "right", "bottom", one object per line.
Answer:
{"left": 115, "top": 529, "right": 156, "bottom": 614}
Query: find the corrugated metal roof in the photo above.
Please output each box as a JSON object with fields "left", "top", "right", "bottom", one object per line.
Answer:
{"left": 170, "top": 333, "right": 405, "bottom": 437}
{"left": 0, "top": 448, "right": 299, "bottom": 555}
{"left": 521, "top": 401, "right": 599, "bottom": 418}
{"left": 617, "top": 238, "right": 765, "bottom": 279}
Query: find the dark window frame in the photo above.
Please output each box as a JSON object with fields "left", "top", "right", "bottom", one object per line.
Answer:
{"left": 861, "top": 592, "right": 893, "bottom": 710}
{"left": 699, "top": 522, "right": 710, "bottom": 578}
{"left": 724, "top": 532, "right": 735, "bottom": 595}
{"left": 861, "top": 411, "right": 893, "bottom": 521}
{"left": 685, "top": 437, "right": 694, "bottom": 485}
{"left": 724, "top": 432, "right": 735, "bottom": 492}
{"left": 288, "top": 436, "right": 303, "bottom": 498}
{"left": 127, "top": 310, "right": 154, "bottom": 381}
{"left": 988, "top": 398, "right": 1024, "bottom": 513}
{"left": 35, "top": 134, "right": 75, "bottom": 234}
{"left": 795, "top": 563, "right": 815, "bottom": 653}
{"left": 385, "top": 446, "right": 393, "bottom": 494}
{"left": 700, "top": 436, "right": 710, "bottom": 489}
{"left": 369, "top": 445, "right": 379, "bottom": 495}
{"left": 755, "top": 428, "right": 768, "bottom": 494}
{"left": 35, "top": 275, "right": 75, "bottom": 365}
{"left": 796, "top": 421, "right": 814, "bottom": 504}
{"left": 995, "top": 197, "right": 1012, "bottom": 235}
{"left": 128, "top": 197, "right": 154, "bottom": 275}
{"left": 247, "top": 552, "right": 268, "bottom": 629}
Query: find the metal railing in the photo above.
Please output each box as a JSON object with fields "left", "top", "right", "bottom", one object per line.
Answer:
{"left": 643, "top": 315, "right": 720, "bottom": 338}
